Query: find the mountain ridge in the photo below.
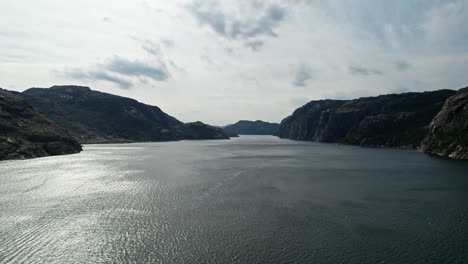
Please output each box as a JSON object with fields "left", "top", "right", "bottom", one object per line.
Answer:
{"left": 224, "top": 120, "right": 280, "bottom": 135}
{"left": 21, "top": 85, "right": 232, "bottom": 144}
{"left": 278, "top": 88, "right": 467, "bottom": 159}
{"left": 0, "top": 88, "right": 82, "bottom": 160}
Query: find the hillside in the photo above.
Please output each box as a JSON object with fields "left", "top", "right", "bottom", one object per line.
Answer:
{"left": 278, "top": 89, "right": 457, "bottom": 150}
{"left": 0, "top": 89, "right": 82, "bottom": 160}
{"left": 224, "top": 120, "right": 280, "bottom": 135}
{"left": 22, "top": 86, "right": 230, "bottom": 143}
{"left": 420, "top": 87, "right": 468, "bottom": 160}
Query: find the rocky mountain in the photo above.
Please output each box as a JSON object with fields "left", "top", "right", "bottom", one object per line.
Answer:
{"left": 0, "top": 89, "right": 82, "bottom": 160}
{"left": 279, "top": 89, "right": 457, "bottom": 149}
{"left": 184, "top": 122, "right": 231, "bottom": 139}
{"left": 22, "top": 85, "right": 230, "bottom": 143}
{"left": 279, "top": 100, "right": 346, "bottom": 141}
{"left": 224, "top": 120, "right": 280, "bottom": 135}
{"left": 420, "top": 87, "right": 468, "bottom": 160}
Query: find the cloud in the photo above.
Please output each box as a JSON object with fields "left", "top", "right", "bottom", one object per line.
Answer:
{"left": 187, "top": 0, "right": 289, "bottom": 50}
{"left": 244, "top": 40, "right": 264, "bottom": 51}
{"left": 290, "top": 96, "right": 311, "bottom": 107}
{"left": 348, "top": 66, "right": 383, "bottom": 76}
{"left": 422, "top": 1, "right": 468, "bottom": 49}
{"left": 141, "top": 40, "right": 161, "bottom": 56}
{"left": 2, "top": 1, "right": 468, "bottom": 125}
{"left": 395, "top": 60, "right": 411, "bottom": 71}
{"left": 105, "top": 56, "right": 169, "bottom": 81}
{"left": 393, "top": 85, "right": 412, "bottom": 94}
{"left": 61, "top": 56, "right": 170, "bottom": 89}
{"left": 161, "top": 38, "right": 175, "bottom": 48}
{"left": 63, "top": 69, "right": 133, "bottom": 89}
{"left": 168, "top": 60, "right": 185, "bottom": 73}
{"left": 293, "top": 62, "right": 313, "bottom": 87}
{"left": 140, "top": 38, "right": 175, "bottom": 56}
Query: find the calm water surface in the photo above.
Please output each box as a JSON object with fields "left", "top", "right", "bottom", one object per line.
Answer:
{"left": 0, "top": 136, "right": 467, "bottom": 263}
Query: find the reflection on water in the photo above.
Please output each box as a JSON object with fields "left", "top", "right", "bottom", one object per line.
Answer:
{"left": 0, "top": 136, "right": 467, "bottom": 263}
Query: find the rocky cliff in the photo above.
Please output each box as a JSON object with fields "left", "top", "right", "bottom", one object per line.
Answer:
{"left": 279, "top": 89, "right": 456, "bottom": 149}
{"left": 22, "top": 86, "right": 231, "bottom": 143}
{"left": 279, "top": 100, "right": 346, "bottom": 141}
{"left": 224, "top": 120, "right": 280, "bottom": 135}
{"left": 0, "top": 89, "right": 82, "bottom": 160}
{"left": 183, "top": 122, "right": 230, "bottom": 139}
{"left": 420, "top": 87, "right": 468, "bottom": 160}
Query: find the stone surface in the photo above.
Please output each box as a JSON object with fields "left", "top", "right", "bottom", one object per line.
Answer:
{"left": 279, "top": 89, "right": 457, "bottom": 149}
{"left": 0, "top": 89, "right": 82, "bottom": 160}
{"left": 420, "top": 87, "right": 468, "bottom": 160}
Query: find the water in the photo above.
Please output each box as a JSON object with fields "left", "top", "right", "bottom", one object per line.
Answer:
{"left": 0, "top": 136, "right": 467, "bottom": 264}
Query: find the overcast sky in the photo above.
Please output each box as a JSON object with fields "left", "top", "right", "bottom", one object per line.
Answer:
{"left": 1, "top": 0, "right": 468, "bottom": 125}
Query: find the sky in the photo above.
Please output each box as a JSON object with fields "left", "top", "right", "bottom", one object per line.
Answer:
{"left": 1, "top": 0, "right": 468, "bottom": 125}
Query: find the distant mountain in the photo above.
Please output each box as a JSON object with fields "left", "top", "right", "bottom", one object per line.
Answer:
{"left": 22, "top": 85, "right": 231, "bottom": 143}
{"left": 224, "top": 120, "right": 280, "bottom": 135}
{"left": 278, "top": 89, "right": 467, "bottom": 159}
{"left": 0, "top": 89, "right": 81, "bottom": 160}
{"left": 420, "top": 87, "right": 468, "bottom": 160}
{"left": 184, "top": 121, "right": 232, "bottom": 139}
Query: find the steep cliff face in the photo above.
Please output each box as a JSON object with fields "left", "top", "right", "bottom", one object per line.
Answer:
{"left": 420, "top": 87, "right": 468, "bottom": 160}
{"left": 338, "top": 90, "right": 456, "bottom": 147}
{"left": 22, "top": 86, "right": 231, "bottom": 143}
{"left": 279, "top": 90, "right": 456, "bottom": 149}
{"left": 278, "top": 100, "right": 347, "bottom": 140}
{"left": 0, "top": 89, "right": 82, "bottom": 160}
{"left": 224, "top": 120, "right": 280, "bottom": 135}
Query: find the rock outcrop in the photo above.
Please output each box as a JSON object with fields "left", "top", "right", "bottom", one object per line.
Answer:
{"left": 279, "top": 100, "right": 346, "bottom": 141}
{"left": 420, "top": 87, "right": 468, "bottom": 160}
{"left": 183, "top": 122, "right": 230, "bottom": 139}
{"left": 22, "top": 86, "right": 232, "bottom": 143}
{"left": 279, "top": 89, "right": 456, "bottom": 149}
{"left": 0, "top": 89, "right": 82, "bottom": 160}
{"left": 224, "top": 120, "right": 280, "bottom": 135}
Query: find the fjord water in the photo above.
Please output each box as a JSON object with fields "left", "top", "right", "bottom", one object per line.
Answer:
{"left": 0, "top": 136, "right": 467, "bottom": 264}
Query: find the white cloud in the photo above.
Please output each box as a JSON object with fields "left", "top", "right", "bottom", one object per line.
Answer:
{"left": 422, "top": 1, "right": 468, "bottom": 48}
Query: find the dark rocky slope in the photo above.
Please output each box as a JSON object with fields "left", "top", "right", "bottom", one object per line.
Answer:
{"left": 224, "top": 120, "right": 280, "bottom": 135}
{"left": 279, "top": 90, "right": 456, "bottom": 149}
{"left": 0, "top": 89, "right": 82, "bottom": 160}
{"left": 184, "top": 122, "right": 231, "bottom": 139}
{"left": 279, "top": 100, "right": 346, "bottom": 141}
{"left": 22, "top": 86, "right": 230, "bottom": 143}
{"left": 420, "top": 87, "right": 468, "bottom": 160}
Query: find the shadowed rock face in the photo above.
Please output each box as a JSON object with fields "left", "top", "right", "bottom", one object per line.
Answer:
{"left": 224, "top": 120, "right": 280, "bottom": 135}
{"left": 279, "top": 100, "right": 346, "bottom": 141}
{"left": 22, "top": 86, "right": 231, "bottom": 143}
{"left": 0, "top": 89, "right": 82, "bottom": 160}
{"left": 420, "top": 87, "right": 468, "bottom": 160}
{"left": 183, "top": 122, "right": 230, "bottom": 140}
{"left": 279, "top": 89, "right": 456, "bottom": 149}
